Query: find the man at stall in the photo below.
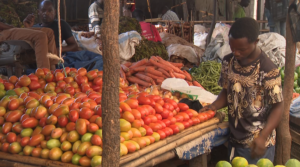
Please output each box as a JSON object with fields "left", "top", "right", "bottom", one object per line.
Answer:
{"left": 0, "top": 17, "right": 58, "bottom": 70}
{"left": 23, "top": 0, "right": 103, "bottom": 71}
{"left": 88, "top": 0, "right": 104, "bottom": 35}
{"left": 132, "top": 9, "right": 162, "bottom": 42}
{"left": 233, "top": 0, "right": 250, "bottom": 20}
{"left": 199, "top": 17, "right": 283, "bottom": 164}
{"left": 161, "top": 6, "right": 179, "bottom": 21}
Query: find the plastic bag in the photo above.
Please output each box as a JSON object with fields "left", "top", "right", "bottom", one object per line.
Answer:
{"left": 166, "top": 44, "right": 199, "bottom": 64}
{"left": 194, "top": 33, "right": 208, "bottom": 50}
{"left": 161, "top": 78, "right": 217, "bottom": 104}
{"left": 118, "top": 31, "right": 141, "bottom": 61}
{"left": 211, "top": 23, "right": 231, "bottom": 42}
{"left": 72, "top": 31, "right": 102, "bottom": 55}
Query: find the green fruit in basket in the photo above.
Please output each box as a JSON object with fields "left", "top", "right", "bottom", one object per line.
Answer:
{"left": 274, "top": 165, "right": 285, "bottom": 167}
{"left": 285, "top": 159, "right": 300, "bottom": 167}
{"left": 216, "top": 161, "right": 232, "bottom": 167}
{"left": 72, "top": 153, "right": 82, "bottom": 165}
{"left": 295, "top": 72, "right": 299, "bottom": 81}
{"left": 256, "top": 158, "right": 274, "bottom": 167}
{"left": 246, "top": 165, "right": 258, "bottom": 167}
{"left": 280, "top": 69, "right": 285, "bottom": 79}
{"left": 295, "top": 87, "right": 300, "bottom": 93}
{"left": 231, "top": 157, "right": 248, "bottom": 167}
{"left": 0, "top": 83, "right": 4, "bottom": 90}
{"left": 296, "top": 66, "right": 300, "bottom": 75}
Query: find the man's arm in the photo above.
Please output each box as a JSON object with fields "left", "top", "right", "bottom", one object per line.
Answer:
{"left": 62, "top": 36, "right": 78, "bottom": 52}
{"left": 200, "top": 88, "right": 228, "bottom": 112}
{"left": 0, "top": 22, "right": 14, "bottom": 30}
{"left": 23, "top": 14, "right": 35, "bottom": 28}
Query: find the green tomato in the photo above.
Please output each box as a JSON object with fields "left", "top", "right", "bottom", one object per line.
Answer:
{"left": 295, "top": 72, "right": 299, "bottom": 81}
{"left": 295, "top": 87, "right": 300, "bottom": 93}
{"left": 294, "top": 80, "right": 298, "bottom": 89}
{"left": 296, "top": 66, "right": 300, "bottom": 75}
{"left": 280, "top": 69, "right": 285, "bottom": 79}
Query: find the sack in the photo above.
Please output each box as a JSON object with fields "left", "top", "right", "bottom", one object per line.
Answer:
{"left": 166, "top": 44, "right": 199, "bottom": 64}
{"left": 161, "top": 78, "right": 217, "bottom": 104}
{"left": 194, "top": 33, "right": 208, "bottom": 50}
{"left": 72, "top": 31, "right": 102, "bottom": 55}
{"left": 118, "top": 31, "right": 141, "bottom": 61}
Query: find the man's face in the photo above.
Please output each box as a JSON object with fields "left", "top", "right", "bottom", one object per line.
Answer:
{"left": 39, "top": 2, "right": 55, "bottom": 24}
{"left": 241, "top": 0, "right": 250, "bottom": 7}
{"left": 229, "top": 37, "right": 257, "bottom": 61}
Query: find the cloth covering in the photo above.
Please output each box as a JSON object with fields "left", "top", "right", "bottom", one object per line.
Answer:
{"left": 290, "top": 96, "right": 300, "bottom": 118}
{"left": 176, "top": 123, "right": 229, "bottom": 160}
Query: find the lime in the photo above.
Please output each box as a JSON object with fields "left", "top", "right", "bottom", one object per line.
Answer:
{"left": 0, "top": 83, "right": 4, "bottom": 90}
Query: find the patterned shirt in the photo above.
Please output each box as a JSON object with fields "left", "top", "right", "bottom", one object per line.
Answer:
{"left": 88, "top": 2, "right": 104, "bottom": 34}
{"left": 162, "top": 10, "right": 180, "bottom": 21}
{"left": 219, "top": 52, "right": 283, "bottom": 148}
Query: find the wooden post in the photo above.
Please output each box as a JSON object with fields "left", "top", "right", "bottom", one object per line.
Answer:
{"left": 101, "top": 0, "right": 120, "bottom": 166}
{"left": 205, "top": 0, "right": 217, "bottom": 48}
{"left": 189, "top": 153, "right": 208, "bottom": 167}
{"left": 274, "top": 0, "right": 294, "bottom": 165}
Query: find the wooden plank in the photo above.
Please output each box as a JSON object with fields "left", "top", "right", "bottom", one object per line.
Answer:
{"left": 290, "top": 129, "right": 300, "bottom": 145}
{"left": 189, "top": 153, "right": 208, "bottom": 167}
{"left": 0, "top": 160, "right": 40, "bottom": 167}
{"left": 182, "top": 0, "right": 189, "bottom": 22}
{"left": 140, "top": 150, "right": 176, "bottom": 167}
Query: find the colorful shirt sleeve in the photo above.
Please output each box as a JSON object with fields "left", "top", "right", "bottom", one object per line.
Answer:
{"left": 263, "top": 68, "right": 283, "bottom": 104}
{"left": 218, "top": 59, "right": 229, "bottom": 89}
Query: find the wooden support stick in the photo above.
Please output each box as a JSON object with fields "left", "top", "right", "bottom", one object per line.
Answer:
{"left": 121, "top": 124, "right": 218, "bottom": 167}
{"left": 120, "top": 117, "right": 220, "bottom": 164}
{"left": 0, "top": 153, "right": 80, "bottom": 167}
{"left": 140, "top": 150, "right": 176, "bottom": 167}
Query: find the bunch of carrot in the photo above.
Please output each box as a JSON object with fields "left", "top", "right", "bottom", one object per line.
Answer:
{"left": 120, "top": 56, "right": 204, "bottom": 89}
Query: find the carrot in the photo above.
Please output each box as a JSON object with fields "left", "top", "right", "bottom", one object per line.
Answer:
{"left": 129, "top": 58, "right": 148, "bottom": 69}
{"left": 149, "top": 58, "right": 173, "bottom": 72}
{"left": 125, "top": 71, "right": 132, "bottom": 77}
{"left": 150, "top": 56, "right": 159, "bottom": 61}
{"left": 121, "top": 64, "right": 130, "bottom": 73}
{"left": 183, "top": 70, "right": 192, "bottom": 81}
{"left": 132, "top": 66, "right": 147, "bottom": 73}
{"left": 171, "top": 62, "right": 184, "bottom": 68}
{"left": 156, "top": 78, "right": 165, "bottom": 84}
{"left": 120, "top": 68, "right": 125, "bottom": 79}
{"left": 193, "top": 80, "right": 204, "bottom": 89}
{"left": 156, "top": 56, "right": 183, "bottom": 73}
{"left": 157, "top": 68, "right": 171, "bottom": 78}
{"left": 135, "top": 73, "right": 155, "bottom": 85}
{"left": 187, "top": 81, "right": 193, "bottom": 86}
{"left": 173, "top": 72, "right": 186, "bottom": 79}
{"left": 144, "top": 72, "right": 162, "bottom": 80}
{"left": 145, "top": 67, "right": 164, "bottom": 77}
{"left": 169, "top": 72, "right": 175, "bottom": 78}
{"left": 123, "top": 62, "right": 132, "bottom": 67}
{"left": 127, "top": 76, "right": 151, "bottom": 87}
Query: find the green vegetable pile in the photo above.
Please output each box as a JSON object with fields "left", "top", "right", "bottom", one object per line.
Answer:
{"left": 132, "top": 38, "right": 169, "bottom": 62}
{"left": 281, "top": 66, "right": 300, "bottom": 93}
{"left": 119, "top": 16, "right": 142, "bottom": 34}
{"left": 190, "top": 61, "right": 222, "bottom": 95}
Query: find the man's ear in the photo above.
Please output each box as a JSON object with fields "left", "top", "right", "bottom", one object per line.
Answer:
{"left": 254, "top": 38, "right": 259, "bottom": 45}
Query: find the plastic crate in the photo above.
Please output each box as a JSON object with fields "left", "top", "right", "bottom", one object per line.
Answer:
{"left": 270, "top": 0, "right": 289, "bottom": 21}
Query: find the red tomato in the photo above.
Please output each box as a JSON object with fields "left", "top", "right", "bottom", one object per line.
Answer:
{"left": 22, "top": 117, "right": 38, "bottom": 128}
{"left": 157, "top": 130, "right": 166, "bottom": 140}
{"left": 69, "top": 110, "right": 79, "bottom": 122}
{"left": 6, "top": 132, "right": 17, "bottom": 143}
{"left": 57, "top": 115, "right": 68, "bottom": 127}
{"left": 169, "top": 124, "right": 180, "bottom": 135}
{"left": 79, "top": 107, "right": 94, "bottom": 120}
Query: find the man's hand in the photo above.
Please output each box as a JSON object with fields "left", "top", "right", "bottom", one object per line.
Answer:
{"left": 23, "top": 14, "right": 35, "bottom": 28}
{"left": 199, "top": 104, "right": 217, "bottom": 113}
{"left": 250, "top": 135, "right": 267, "bottom": 159}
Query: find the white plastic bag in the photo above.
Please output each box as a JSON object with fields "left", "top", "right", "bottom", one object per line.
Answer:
{"left": 118, "top": 31, "right": 141, "bottom": 61}
{"left": 166, "top": 44, "right": 199, "bottom": 64}
{"left": 194, "top": 33, "right": 208, "bottom": 50}
{"left": 161, "top": 78, "right": 217, "bottom": 104}
{"left": 72, "top": 31, "right": 102, "bottom": 55}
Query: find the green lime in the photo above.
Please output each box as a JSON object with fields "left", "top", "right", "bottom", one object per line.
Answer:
{"left": 0, "top": 89, "right": 5, "bottom": 100}
{"left": 0, "top": 83, "right": 4, "bottom": 90}
{"left": 294, "top": 80, "right": 298, "bottom": 89}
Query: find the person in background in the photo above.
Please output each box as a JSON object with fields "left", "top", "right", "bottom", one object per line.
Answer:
{"left": 123, "top": 0, "right": 133, "bottom": 17}
{"left": 161, "top": 6, "right": 179, "bottom": 21}
{"left": 24, "top": 0, "right": 78, "bottom": 53}
{"left": 264, "top": 0, "right": 275, "bottom": 32}
{"left": 0, "top": 18, "right": 58, "bottom": 70}
{"left": 199, "top": 18, "right": 283, "bottom": 164}
{"left": 233, "top": 0, "right": 250, "bottom": 20}
{"left": 88, "top": 0, "right": 104, "bottom": 35}
{"left": 132, "top": 9, "right": 162, "bottom": 42}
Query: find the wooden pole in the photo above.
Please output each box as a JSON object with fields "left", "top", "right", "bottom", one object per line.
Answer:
{"left": 140, "top": 151, "right": 176, "bottom": 167}
{"left": 274, "top": 0, "right": 294, "bottom": 165}
{"left": 101, "top": 0, "right": 120, "bottom": 166}
{"left": 205, "top": 0, "right": 217, "bottom": 48}
{"left": 57, "top": 0, "right": 62, "bottom": 59}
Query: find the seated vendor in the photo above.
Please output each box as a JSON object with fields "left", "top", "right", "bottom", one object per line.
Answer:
{"left": 132, "top": 9, "right": 162, "bottom": 42}
{"left": 23, "top": 0, "right": 103, "bottom": 71}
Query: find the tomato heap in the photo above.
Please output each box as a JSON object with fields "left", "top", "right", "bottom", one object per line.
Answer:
{"left": 0, "top": 67, "right": 215, "bottom": 167}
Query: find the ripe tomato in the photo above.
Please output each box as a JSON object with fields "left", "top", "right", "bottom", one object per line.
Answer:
{"left": 177, "top": 103, "right": 189, "bottom": 111}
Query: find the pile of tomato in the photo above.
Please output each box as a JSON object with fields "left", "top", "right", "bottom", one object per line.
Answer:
{"left": 0, "top": 67, "right": 215, "bottom": 167}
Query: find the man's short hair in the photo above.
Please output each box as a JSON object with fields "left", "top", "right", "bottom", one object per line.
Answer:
{"left": 132, "top": 9, "right": 144, "bottom": 21}
{"left": 39, "top": 0, "right": 54, "bottom": 9}
{"left": 228, "top": 17, "right": 259, "bottom": 43}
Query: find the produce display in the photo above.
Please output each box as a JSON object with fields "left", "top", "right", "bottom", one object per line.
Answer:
{"left": 280, "top": 67, "right": 300, "bottom": 100}
{"left": 0, "top": 67, "right": 216, "bottom": 166}
{"left": 132, "top": 39, "right": 169, "bottom": 62}
{"left": 216, "top": 157, "right": 300, "bottom": 167}
{"left": 190, "top": 60, "right": 222, "bottom": 95}
{"left": 121, "top": 56, "right": 204, "bottom": 89}
{"left": 167, "top": 22, "right": 194, "bottom": 43}
{"left": 119, "top": 16, "right": 142, "bottom": 35}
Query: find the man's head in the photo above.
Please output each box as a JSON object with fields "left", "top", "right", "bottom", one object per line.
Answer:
{"left": 228, "top": 17, "right": 259, "bottom": 60}
{"left": 240, "top": 0, "right": 250, "bottom": 7}
{"left": 161, "top": 6, "right": 169, "bottom": 15}
{"left": 132, "top": 9, "right": 144, "bottom": 22}
{"left": 39, "top": 0, "right": 56, "bottom": 24}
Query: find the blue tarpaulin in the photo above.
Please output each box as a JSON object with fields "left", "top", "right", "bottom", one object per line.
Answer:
{"left": 59, "top": 50, "right": 103, "bottom": 71}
